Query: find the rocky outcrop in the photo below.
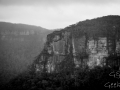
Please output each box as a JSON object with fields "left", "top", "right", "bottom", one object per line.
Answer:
{"left": 34, "top": 15, "right": 120, "bottom": 73}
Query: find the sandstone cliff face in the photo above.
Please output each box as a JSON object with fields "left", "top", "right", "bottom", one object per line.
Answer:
{"left": 34, "top": 15, "right": 120, "bottom": 73}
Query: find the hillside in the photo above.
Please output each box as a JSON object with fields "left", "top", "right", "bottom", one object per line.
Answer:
{"left": 0, "top": 22, "right": 52, "bottom": 84}
{"left": 3, "top": 15, "right": 120, "bottom": 90}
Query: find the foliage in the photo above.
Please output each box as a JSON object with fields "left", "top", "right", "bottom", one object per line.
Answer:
{"left": 1, "top": 66, "right": 114, "bottom": 90}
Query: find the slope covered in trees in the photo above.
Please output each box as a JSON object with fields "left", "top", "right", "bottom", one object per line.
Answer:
{"left": 64, "top": 15, "right": 120, "bottom": 37}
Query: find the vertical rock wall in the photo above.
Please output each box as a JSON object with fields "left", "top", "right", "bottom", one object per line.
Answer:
{"left": 33, "top": 16, "right": 120, "bottom": 73}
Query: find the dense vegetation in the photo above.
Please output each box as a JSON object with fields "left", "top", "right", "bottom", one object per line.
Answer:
{"left": 1, "top": 66, "right": 117, "bottom": 90}
{"left": 64, "top": 15, "right": 120, "bottom": 38}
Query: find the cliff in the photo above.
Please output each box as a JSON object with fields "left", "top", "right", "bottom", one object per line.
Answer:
{"left": 0, "top": 22, "right": 52, "bottom": 84}
{"left": 34, "top": 15, "right": 120, "bottom": 74}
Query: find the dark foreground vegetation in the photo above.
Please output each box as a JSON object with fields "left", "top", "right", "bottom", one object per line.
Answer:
{"left": 1, "top": 66, "right": 118, "bottom": 90}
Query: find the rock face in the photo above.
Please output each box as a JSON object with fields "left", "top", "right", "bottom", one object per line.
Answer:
{"left": 34, "top": 15, "right": 120, "bottom": 73}
{"left": 0, "top": 22, "right": 52, "bottom": 84}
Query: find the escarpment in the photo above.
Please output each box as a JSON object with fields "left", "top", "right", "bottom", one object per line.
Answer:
{"left": 33, "top": 15, "right": 120, "bottom": 74}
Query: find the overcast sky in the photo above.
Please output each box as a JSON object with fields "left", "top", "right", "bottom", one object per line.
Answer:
{"left": 0, "top": 0, "right": 120, "bottom": 29}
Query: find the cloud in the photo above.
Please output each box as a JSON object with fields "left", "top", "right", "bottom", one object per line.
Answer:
{"left": 0, "top": 0, "right": 119, "bottom": 6}
{"left": 0, "top": 3, "right": 120, "bottom": 29}
{"left": 0, "top": 0, "right": 120, "bottom": 29}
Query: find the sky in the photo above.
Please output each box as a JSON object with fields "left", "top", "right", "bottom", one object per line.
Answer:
{"left": 0, "top": 0, "right": 120, "bottom": 29}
